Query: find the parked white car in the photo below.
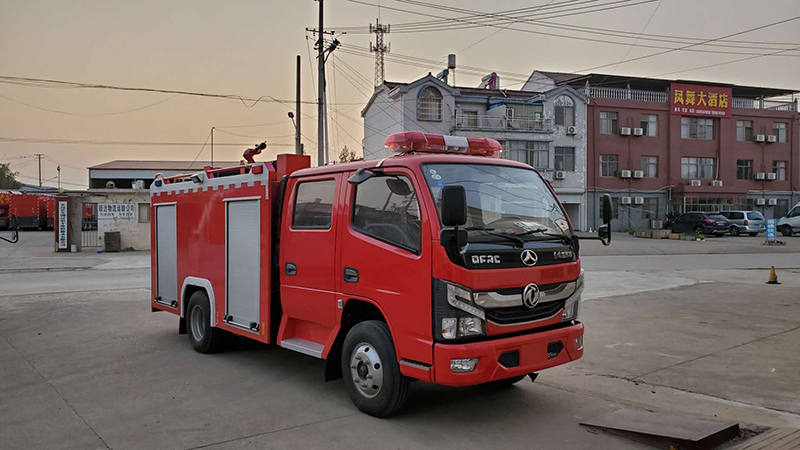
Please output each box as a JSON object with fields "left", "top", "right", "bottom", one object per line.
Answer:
{"left": 777, "top": 202, "right": 800, "bottom": 236}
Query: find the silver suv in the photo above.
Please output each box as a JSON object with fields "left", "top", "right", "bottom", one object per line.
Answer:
{"left": 718, "top": 211, "right": 765, "bottom": 236}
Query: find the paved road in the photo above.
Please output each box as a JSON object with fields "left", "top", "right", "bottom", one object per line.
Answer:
{"left": 2, "top": 232, "right": 799, "bottom": 449}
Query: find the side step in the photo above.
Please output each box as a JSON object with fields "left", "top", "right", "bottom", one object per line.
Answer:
{"left": 280, "top": 338, "right": 324, "bottom": 359}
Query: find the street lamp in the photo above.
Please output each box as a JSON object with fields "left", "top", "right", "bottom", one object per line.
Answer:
{"left": 288, "top": 112, "right": 303, "bottom": 155}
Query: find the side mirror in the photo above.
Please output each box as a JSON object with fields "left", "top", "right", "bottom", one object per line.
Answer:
{"left": 601, "top": 194, "right": 613, "bottom": 225}
{"left": 348, "top": 168, "right": 375, "bottom": 185}
{"left": 441, "top": 185, "right": 467, "bottom": 227}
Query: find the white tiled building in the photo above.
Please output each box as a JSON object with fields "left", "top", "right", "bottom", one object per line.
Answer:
{"left": 361, "top": 74, "right": 589, "bottom": 230}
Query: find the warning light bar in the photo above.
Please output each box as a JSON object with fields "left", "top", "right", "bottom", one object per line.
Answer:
{"left": 385, "top": 131, "right": 502, "bottom": 157}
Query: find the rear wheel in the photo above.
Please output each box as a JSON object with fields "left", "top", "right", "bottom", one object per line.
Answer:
{"left": 781, "top": 226, "right": 793, "bottom": 237}
{"left": 694, "top": 225, "right": 704, "bottom": 234}
{"left": 729, "top": 226, "right": 740, "bottom": 236}
{"left": 187, "top": 291, "right": 226, "bottom": 354}
{"left": 341, "top": 321, "right": 409, "bottom": 417}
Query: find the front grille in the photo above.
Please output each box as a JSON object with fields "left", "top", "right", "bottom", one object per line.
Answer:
{"left": 484, "top": 300, "right": 565, "bottom": 325}
{"left": 498, "top": 350, "right": 520, "bottom": 368}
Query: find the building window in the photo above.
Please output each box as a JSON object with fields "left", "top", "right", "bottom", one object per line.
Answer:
{"left": 138, "top": 203, "right": 150, "bottom": 223}
{"left": 642, "top": 197, "right": 659, "bottom": 220}
{"left": 418, "top": 86, "right": 442, "bottom": 121}
{"left": 462, "top": 110, "right": 478, "bottom": 128}
{"left": 773, "top": 122, "right": 787, "bottom": 143}
{"left": 775, "top": 199, "right": 790, "bottom": 218}
{"left": 554, "top": 95, "right": 575, "bottom": 127}
{"left": 554, "top": 147, "right": 575, "bottom": 172}
{"left": 292, "top": 180, "right": 335, "bottom": 229}
{"left": 736, "top": 120, "right": 754, "bottom": 141}
{"left": 681, "top": 157, "right": 714, "bottom": 179}
{"left": 599, "top": 111, "right": 618, "bottom": 135}
{"left": 506, "top": 141, "right": 549, "bottom": 169}
{"left": 736, "top": 160, "right": 753, "bottom": 180}
{"left": 641, "top": 114, "right": 657, "bottom": 137}
{"left": 773, "top": 160, "right": 787, "bottom": 181}
{"left": 599, "top": 155, "right": 619, "bottom": 177}
{"left": 641, "top": 156, "right": 658, "bottom": 178}
{"left": 681, "top": 117, "right": 714, "bottom": 140}
{"left": 352, "top": 175, "right": 421, "bottom": 253}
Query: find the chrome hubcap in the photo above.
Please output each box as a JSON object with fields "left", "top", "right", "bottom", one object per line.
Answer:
{"left": 349, "top": 342, "right": 383, "bottom": 398}
{"left": 190, "top": 304, "right": 205, "bottom": 341}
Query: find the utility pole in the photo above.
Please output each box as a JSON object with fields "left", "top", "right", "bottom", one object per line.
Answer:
{"left": 296, "top": 55, "right": 302, "bottom": 155}
{"left": 210, "top": 127, "right": 214, "bottom": 168}
{"left": 57, "top": 165, "right": 61, "bottom": 191}
{"left": 34, "top": 154, "right": 44, "bottom": 187}
{"left": 369, "top": 19, "right": 390, "bottom": 87}
{"left": 317, "top": 0, "right": 325, "bottom": 167}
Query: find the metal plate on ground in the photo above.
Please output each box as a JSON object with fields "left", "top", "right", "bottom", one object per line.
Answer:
{"left": 581, "top": 408, "right": 739, "bottom": 449}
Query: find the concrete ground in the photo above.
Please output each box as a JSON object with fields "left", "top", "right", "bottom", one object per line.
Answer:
{"left": 1, "top": 231, "right": 799, "bottom": 449}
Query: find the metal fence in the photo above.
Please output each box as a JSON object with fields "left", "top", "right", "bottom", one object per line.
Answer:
{"left": 81, "top": 202, "right": 100, "bottom": 248}
{"left": 453, "top": 113, "right": 552, "bottom": 132}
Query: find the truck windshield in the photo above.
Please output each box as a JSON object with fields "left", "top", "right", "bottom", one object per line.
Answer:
{"left": 422, "top": 163, "right": 571, "bottom": 236}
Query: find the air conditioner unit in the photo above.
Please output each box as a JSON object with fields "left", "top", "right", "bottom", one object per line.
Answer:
{"left": 566, "top": 126, "right": 577, "bottom": 135}
{"left": 554, "top": 171, "right": 566, "bottom": 180}
{"left": 712, "top": 180, "right": 723, "bottom": 187}
{"left": 650, "top": 220, "right": 663, "bottom": 229}
{"left": 767, "top": 135, "right": 777, "bottom": 143}
{"left": 768, "top": 198, "right": 777, "bottom": 206}
{"left": 621, "top": 197, "right": 632, "bottom": 205}
{"left": 756, "top": 173, "right": 766, "bottom": 180}
{"left": 755, "top": 134, "right": 766, "bottom": 142}
{"left": 766, "top": 172, "right": 777, "bottom": 181}
{"left": 620, "top": 170, "right": 632, "bottom": 178}
{"left": 756, "top": 198, "right": 766, "bottom": 206}
{"left": 620, "top": 127, "right": 632, "bottom": 136}
{"left": 689, "top": 180, "right": 701, "bottom": 187}
{"left": 633, "top": 170, "right": 644, "bottom": 179}
{"left": 633, "top": 127, "right": 644, "bottom": 136}
{"left": 634, "top": 197, "right": 644, "bottom": 205}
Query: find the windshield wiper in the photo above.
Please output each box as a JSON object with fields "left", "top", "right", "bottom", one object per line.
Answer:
{"left": 463, "top": 226, "right": 525, "bottom": 247}
{"left": 512, "top": 228, "right": 573, "bottom": 243}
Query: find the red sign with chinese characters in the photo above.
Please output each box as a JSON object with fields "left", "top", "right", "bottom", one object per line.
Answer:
{"left": 670, "top": 83, "right": 732, "bottom": 118}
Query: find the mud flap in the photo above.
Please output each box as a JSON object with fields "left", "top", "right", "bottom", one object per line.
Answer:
{"left": 528, "top": 373, "right": 539, "bottom": 382}
{"left": 179, "top": 317, "right": 187, "bottom": 335}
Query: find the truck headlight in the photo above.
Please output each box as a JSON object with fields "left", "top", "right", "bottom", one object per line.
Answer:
{"left": 562, "top": 270, "right": 584, "bottom": 322}
{"left": 434, "top": 279, "right": 486, "bottom": 341}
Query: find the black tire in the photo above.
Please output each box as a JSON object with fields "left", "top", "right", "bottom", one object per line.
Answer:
{"left": 341, "top": 321, "right": 409, "bottom": 417}
{"left": 694, "top": 225, "right": 704, "bottom": 234}
{"left": 186, "top": 291, "right": 225, "bottom": 354}
{"left": 748, "top": 232, "right": 759, "bottom": 237}
{"left": 730, "top": 226, "right": 740, "bottom": 236}
{"left": 781, "top": 226, "right": 793, "bottom": 237}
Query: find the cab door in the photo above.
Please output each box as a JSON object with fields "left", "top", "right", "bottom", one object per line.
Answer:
{"left": 280, "top": 175, "right": 342, "bottom": 339}
{"left": 338, "top": 168, "right": 433, "bottom": 364}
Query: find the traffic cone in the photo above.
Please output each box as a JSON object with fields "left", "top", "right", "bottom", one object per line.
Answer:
{"left": 766, "top": 266, "right": 780, "bottom": 285}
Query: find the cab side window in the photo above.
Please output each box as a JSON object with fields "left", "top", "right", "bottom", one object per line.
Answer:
{"left": 292, "top": 180, "right": 335, "bottom": 229}
{"left": 352, "top": 176, "right": 421, "bottom": 253}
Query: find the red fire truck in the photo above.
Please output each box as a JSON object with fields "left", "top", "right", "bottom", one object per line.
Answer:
{"left": 0, "top": 191, "right": 54, "bottom": 230}
{"left": 150, "top": 131, "right": 612, "bottom": 417}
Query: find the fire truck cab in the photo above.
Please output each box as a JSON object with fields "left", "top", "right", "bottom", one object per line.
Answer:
{"left": 150, "top": 131, "right": 612, "bottom": 417}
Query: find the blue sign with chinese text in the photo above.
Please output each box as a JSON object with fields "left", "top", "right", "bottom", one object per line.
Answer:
{"left": 766, "top": 219, "right": 776, "bottom": 240}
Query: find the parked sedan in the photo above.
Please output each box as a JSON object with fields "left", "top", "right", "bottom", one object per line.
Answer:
{"left": 718, "top": 210, "right": 765, "bottom": 236}
{"left": 665, "top": 212, "right": 730, "bottom": 236}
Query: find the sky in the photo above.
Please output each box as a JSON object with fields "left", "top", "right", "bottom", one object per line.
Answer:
{"left": 1, "top": 0, "right": 799, "bottom": 188}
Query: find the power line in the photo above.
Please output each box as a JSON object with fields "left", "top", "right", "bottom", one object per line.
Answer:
{"left": 599, "top": 0, "right": 663, "bottom": 83}
{"left": 0, "top": 92, "right": 179, "bottom": 116}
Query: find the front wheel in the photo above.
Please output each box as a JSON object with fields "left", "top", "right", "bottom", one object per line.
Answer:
{"left": 187, "top": 291, "right": 226, "bottom": 354}
{"left": 730, "top": 226, "right": 740, "bottom": 236}
{"left": 694, "top": 225, "right": 704, "bottom": 234}
{"left": 781, "top": 226, "right": 793, "bottom": 237}
{"left": 341, "top": 321, "right": 409, "bottom": 417}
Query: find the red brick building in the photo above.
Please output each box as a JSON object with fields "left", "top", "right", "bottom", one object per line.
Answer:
{"left": 530, "top": 72, "right": 799, "bottom": 230}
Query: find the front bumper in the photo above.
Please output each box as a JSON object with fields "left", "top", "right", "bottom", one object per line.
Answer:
{"left": 432, "top": 322, "right": 584, "bottom": 386}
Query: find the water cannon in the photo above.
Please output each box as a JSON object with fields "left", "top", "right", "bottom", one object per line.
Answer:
{"left": 243, "top": 142, "right": 267, "bottom": 163}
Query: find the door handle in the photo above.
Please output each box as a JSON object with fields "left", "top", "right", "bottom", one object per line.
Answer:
{"left": 344, "top": 267, "right": 359, "bottom": 283}
{"left": 285, "top": 262, "right": 297, "bottom": 276}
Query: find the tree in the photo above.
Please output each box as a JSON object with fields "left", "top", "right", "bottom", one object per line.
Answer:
{"left": 0, "top": 163, "right": 21, "bottom": 189}
{"left": 338, "top": 145, "right": 357, "bottom": 164}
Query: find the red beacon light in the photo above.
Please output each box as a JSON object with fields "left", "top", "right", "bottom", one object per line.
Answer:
{"left": 385, "top": 131, "right": 502, "bottom": 157}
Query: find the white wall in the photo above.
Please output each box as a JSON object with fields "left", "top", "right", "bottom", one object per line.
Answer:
{"left": 363, "top": 89, "right": 402, "bottom": 160}
{"left": 86, "top": 191, "right": 151, "bottom": 251}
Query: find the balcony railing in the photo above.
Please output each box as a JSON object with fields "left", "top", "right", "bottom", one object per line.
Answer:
{"left": 580, "top": 86, "right": 668, "bottom": 103}
{"left": 732, "top": 97, "right": 797, "bottom": 111}
{"left": 453, "top": 113, "right": 552, "bottom": 132}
